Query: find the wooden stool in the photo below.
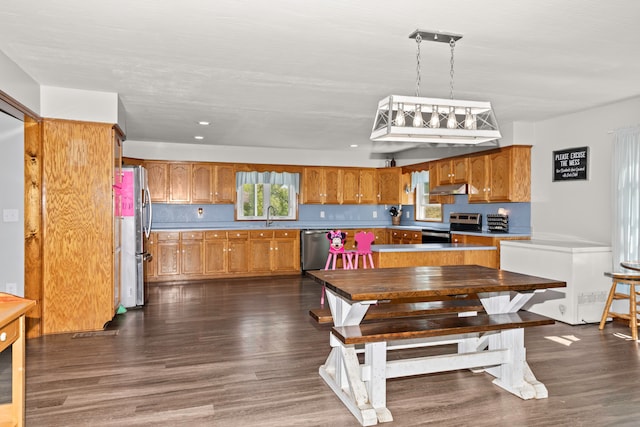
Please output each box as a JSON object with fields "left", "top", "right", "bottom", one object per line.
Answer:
{"left": 599, "top": 271, "right": 640, "bottom": 340}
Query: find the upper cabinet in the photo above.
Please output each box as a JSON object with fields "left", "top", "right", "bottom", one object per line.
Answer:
{"left": 145, "top": 161, "right": 169, "bottom": 202}
{"left": 191, "top": 163, "right": 236, "bottom": 204}
{"left": 302, "top": 166, "right": 341, "bottom": 204}
{"left": 435, "top": 157, "right": 468, "bottom": 185}
{"left": 343, "top": 168, "right": 377, "bottom": 204}
{"left": 146, "top": 161, "right": 235, "bottom": 204}
{"left": 377, "top": 168, "right": 402, "bottom": 204}
{"left": 467, "top": 146, "right": 531, "bottom": 203}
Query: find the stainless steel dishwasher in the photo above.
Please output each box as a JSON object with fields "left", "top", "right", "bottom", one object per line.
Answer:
{"left": 300, "top": 229, "right": 332, "bottom": 271}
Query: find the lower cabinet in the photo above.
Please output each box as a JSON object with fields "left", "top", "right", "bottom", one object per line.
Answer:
{"left": 249, "top": 230, "right": 300, "bottom": 273}
{"left": 451, "top": 233, "right": 530, "bottom": 268}
{"left": 147, "top": 229, "right": 299, "bottom": 282}
{"left": 389, "top": 229, "right": 422, "bottom": 244}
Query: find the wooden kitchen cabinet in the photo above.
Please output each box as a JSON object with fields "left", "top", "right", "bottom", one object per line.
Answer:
{"left": 389, "top": 229, "right": 422, "bottom": 244}
{"left": 342, "top": 168, "right": 377, "bottom": 204}
{"left": 168, "top": 163, "right": 191, "bottom": 203}
{"left": 468, "top": 146, "right": 531, "bottom": 203}
{"left": 204, "top": 231, "right": 228, "bottom": 274}
{"left": 146, "top": 232, "right": 157, "bottom": 280}
{"left": 191, "top": 163, "right": 236, "bottom": 204}
{"left": 37, "top": 119, "right": 121, "bottom": 334}
{"left": 227, "top": 231, "right": 250, "bottom": 273}
{"left": 156, "top": 232, "right": 181, "bottom": 276}
{"left": 145, "top": 161, "right": 169, "bottom": 202}
{"left": 428, "top": 162, "right": 455, "bottom": 205}
{"left": 249, "top": 229, "right": 300, "bottom": 273}
{"left": 374, "top": 228, "right": 388, "bottom": 245}
{"left": 435, "top": 157, "right": 468, "bottom": 185}
{"left": 377, "top": 168, "right": 402, "bottom": 204}
{"left": 180, "top": 231, "right": 204, "bottom": 275}
{"left": 302, "top": 166, "right": 341, "bottom": 204}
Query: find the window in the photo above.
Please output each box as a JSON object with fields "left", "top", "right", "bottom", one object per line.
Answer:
{"left": 237, "top": 183, "right": 297, "bottom": 220}
{"left": 413, "top": 171, "right": 443, "bottom": 222}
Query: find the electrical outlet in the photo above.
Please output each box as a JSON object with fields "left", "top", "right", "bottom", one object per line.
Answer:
{"left": 320, "top": 211, "right": 325, "bottom": 218}
{"left": 405, "top": 211, "right": 410, "bottom": 218}
{"left": 2, "top": 209, "right": 18, "bottom": 222}
{"left": 372, "top": 211, "right": 377, "bottom": 218}
{"left": 6, "top": 283, "right": 17, "bottom": 295}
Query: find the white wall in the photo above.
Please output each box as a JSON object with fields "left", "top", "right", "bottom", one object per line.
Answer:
{"left": 0, "top": 50, "right": 39, "bottom": 114}
{"left": 522, "top": 96, "right": 640, "bottom": 244}
{"left": 0, "top": 112, "right": 24, "bottom": 296}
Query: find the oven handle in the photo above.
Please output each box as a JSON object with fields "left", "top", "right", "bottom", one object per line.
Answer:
{"left": 422, "top": 230, "right": 450, "bottom": 238}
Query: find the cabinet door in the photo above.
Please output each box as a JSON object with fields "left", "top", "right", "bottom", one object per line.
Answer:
{"left": 359, "top": 169, "right": 378, "bottom": 204}
{"left": 214, "top": 164, "right": 236, "bottom": 203}
{"left": 374, "top": 228, "right": 387, "bottom": 245}
{"left": 341, "top": 169, "right": 360, "bottom": 204}
{"left": 180, "top": 231, "right": 204, "bottom": 275}
{"left": 249, "top": 231, "right": 273, "bottom": 272}
{"left": 272, "top": 238, "right": 298, "bottom": 272}
{"left": 451, "top": 158, "right": 468, "bottom": 184}
{"left": 377, "top": 168, "right": 401, "bottom": 204}
{"left": 192, "top": 164, "right": 214, "bottom": 203}
{"left": 302, "top": 167, "right": 324, "bottom": 204}
{"left": 146, "top": 232, "right": 157, "bottom": 280}
{"left": 324, "top": 168, "right": 341, "bottom": 204}
{"left": 468, "top": 155, "right": 488, "bottom": 202}
{"left": 436, "top": 160, "right": 453, "bottom": 185}
{"left": 169, "top": 163, "right": 191, "bottom": 203}
{"left": 204, "top": 231, "right": 227, "bottom": 274}
{"left": 157, "top": 241, "right": 180, "bottom": 276}
{"left": 145, "top": 162, "right": 169, "bottom": 202}
{"left": 227, "top": 232, "right": 249, "bottom": 273}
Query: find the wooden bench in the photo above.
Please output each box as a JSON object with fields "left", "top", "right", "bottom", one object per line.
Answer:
{"left": 309, "top": 299, "right": 484, "bottom": 324}
{"left": 331, "top": 311, "right": 555, "bottom": 345}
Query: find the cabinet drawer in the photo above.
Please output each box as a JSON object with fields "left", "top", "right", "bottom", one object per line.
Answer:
{"left": 275, "top": 230, "right": 297, "bottom": 239}
{"left": 0, "top": 319, "right": 18, "bottom": 353}
{"left": 205, "top": 231, "right": 227, "bottom": 240}
{"left": 157, "top": 232, "right": 180, "bottom": 241}
{"left": 180, "top": 231, "right": 203, "bottom": 240}
{"left": 227, "top": 231, "right": 249, "bottom": 239}
{"left": 250, "top": 230, "right": 274, "bottom": 239}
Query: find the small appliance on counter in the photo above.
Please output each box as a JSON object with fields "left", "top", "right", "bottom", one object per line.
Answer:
{"left": 487, "top": 214, "right": 509, "bottom": 233}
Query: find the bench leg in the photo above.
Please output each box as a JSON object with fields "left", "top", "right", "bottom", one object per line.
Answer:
{"left": 365, "top": 342, "right": 393, "bottom": 423}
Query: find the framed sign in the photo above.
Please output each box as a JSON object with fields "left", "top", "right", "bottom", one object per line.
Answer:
{"left": 553, "top": 146, "right": 589, "bottom": 181}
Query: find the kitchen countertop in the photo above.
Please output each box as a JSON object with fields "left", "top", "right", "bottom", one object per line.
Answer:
{"left": 371, "top": 243, "right": 497, "bottom": 253}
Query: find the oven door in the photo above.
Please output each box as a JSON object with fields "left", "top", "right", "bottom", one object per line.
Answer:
{"left": 421, "top": 229, "right": 451, "bottom": 243}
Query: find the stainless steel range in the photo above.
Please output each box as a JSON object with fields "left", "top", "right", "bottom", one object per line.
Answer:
{"left": 421, "top": 212, "right": 482, "bottom": 243}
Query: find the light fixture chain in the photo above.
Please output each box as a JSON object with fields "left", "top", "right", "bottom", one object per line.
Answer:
{"left": 449, "top": 38, "right": 456, "bottom": 99}
{"left": 415, "top": 34, "right": 422, "bottom": 97}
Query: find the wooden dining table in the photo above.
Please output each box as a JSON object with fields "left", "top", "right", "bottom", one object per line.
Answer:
{"left": 308, "top": 265, "right": 566, "bottom": 426}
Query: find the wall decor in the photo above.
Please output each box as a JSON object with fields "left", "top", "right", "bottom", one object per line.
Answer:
{"left": 553, "top": 146, "right": 588, "bottom": 181}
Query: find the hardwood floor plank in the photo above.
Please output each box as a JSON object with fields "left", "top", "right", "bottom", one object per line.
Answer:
{"left": 16, "top": 275, "right": 640, "bottom": 426}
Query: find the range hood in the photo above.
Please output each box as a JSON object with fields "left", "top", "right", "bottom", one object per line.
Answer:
{"left": 430, "top": 183, "right": 468, "bottom": 195}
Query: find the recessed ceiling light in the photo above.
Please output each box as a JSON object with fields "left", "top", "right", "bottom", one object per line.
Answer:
{"left": 197, "top": 121, "right": 210, "bottom": 126}
{"left": 350, "top": 144, "right": 358, "bottom": 148}
{"left": 194, "top": 136, "right": 204, "bottom": 140}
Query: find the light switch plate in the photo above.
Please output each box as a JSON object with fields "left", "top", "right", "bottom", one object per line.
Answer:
{"left": 2, "top": 209, "right": 18, "bottom": 222}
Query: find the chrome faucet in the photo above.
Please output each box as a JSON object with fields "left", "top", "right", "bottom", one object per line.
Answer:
{"left": 266, "top": 205, "right": 276, "bottom": 227}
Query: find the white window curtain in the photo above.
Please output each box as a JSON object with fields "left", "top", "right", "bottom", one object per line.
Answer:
{"left": 410, "top": 171, "right": 429, "bottom": 191}
{"left": 235, "top": 171, "right": 300, "bottom": 193}
{"left": 612, "top": 126, "right": 640, "bottom": 272}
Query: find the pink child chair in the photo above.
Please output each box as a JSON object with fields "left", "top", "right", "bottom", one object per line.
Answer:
{"left": 324, "top": 230, "right": 353, "bottom": 270}
{"left": 353, "top": 231, "right": 375, "bottom": 269}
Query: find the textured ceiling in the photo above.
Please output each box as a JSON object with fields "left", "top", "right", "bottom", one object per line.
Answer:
{"left": 1, "top": 0, "right": 639, "bottom": 159}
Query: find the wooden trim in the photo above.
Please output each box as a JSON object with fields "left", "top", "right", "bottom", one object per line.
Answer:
{"left": 23, "top": 116, "right": 43, "bottom": 338}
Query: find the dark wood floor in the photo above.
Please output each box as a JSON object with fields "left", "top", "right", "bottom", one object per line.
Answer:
{"left": 18, "top": 275, "right": 640, "bottom": 426}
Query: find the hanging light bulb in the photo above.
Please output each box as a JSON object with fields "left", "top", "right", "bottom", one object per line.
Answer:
{"left": 395, "top": 103, "right": 406, "bottom": 126}
{"left": 464, "top": 107, "right": 477, "bottom": 130}
{"left": 429, "top": 105, "right": 440, "bottom": 128}
{"left": 413, "top": 104, "right": 423, "bottom": 127}
{"left": 446, "top": 106, "right": 457, "bottom": 129}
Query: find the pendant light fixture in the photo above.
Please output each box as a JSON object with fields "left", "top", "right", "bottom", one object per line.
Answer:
{"left": 370, "top": 29, "right": 501, "bottom": 145}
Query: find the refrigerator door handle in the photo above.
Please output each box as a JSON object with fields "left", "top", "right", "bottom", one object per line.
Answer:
{"left": 144, "top": 186, "right": 153, "bottom": 239}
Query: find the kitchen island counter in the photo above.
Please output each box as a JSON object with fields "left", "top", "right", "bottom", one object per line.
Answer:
{"left": 371, "top": 243, "right": 498, "bottom": 269}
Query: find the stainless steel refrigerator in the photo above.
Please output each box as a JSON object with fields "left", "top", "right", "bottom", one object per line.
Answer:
{"left": 120, "top": 165, "right": 153, "bottom": 308}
